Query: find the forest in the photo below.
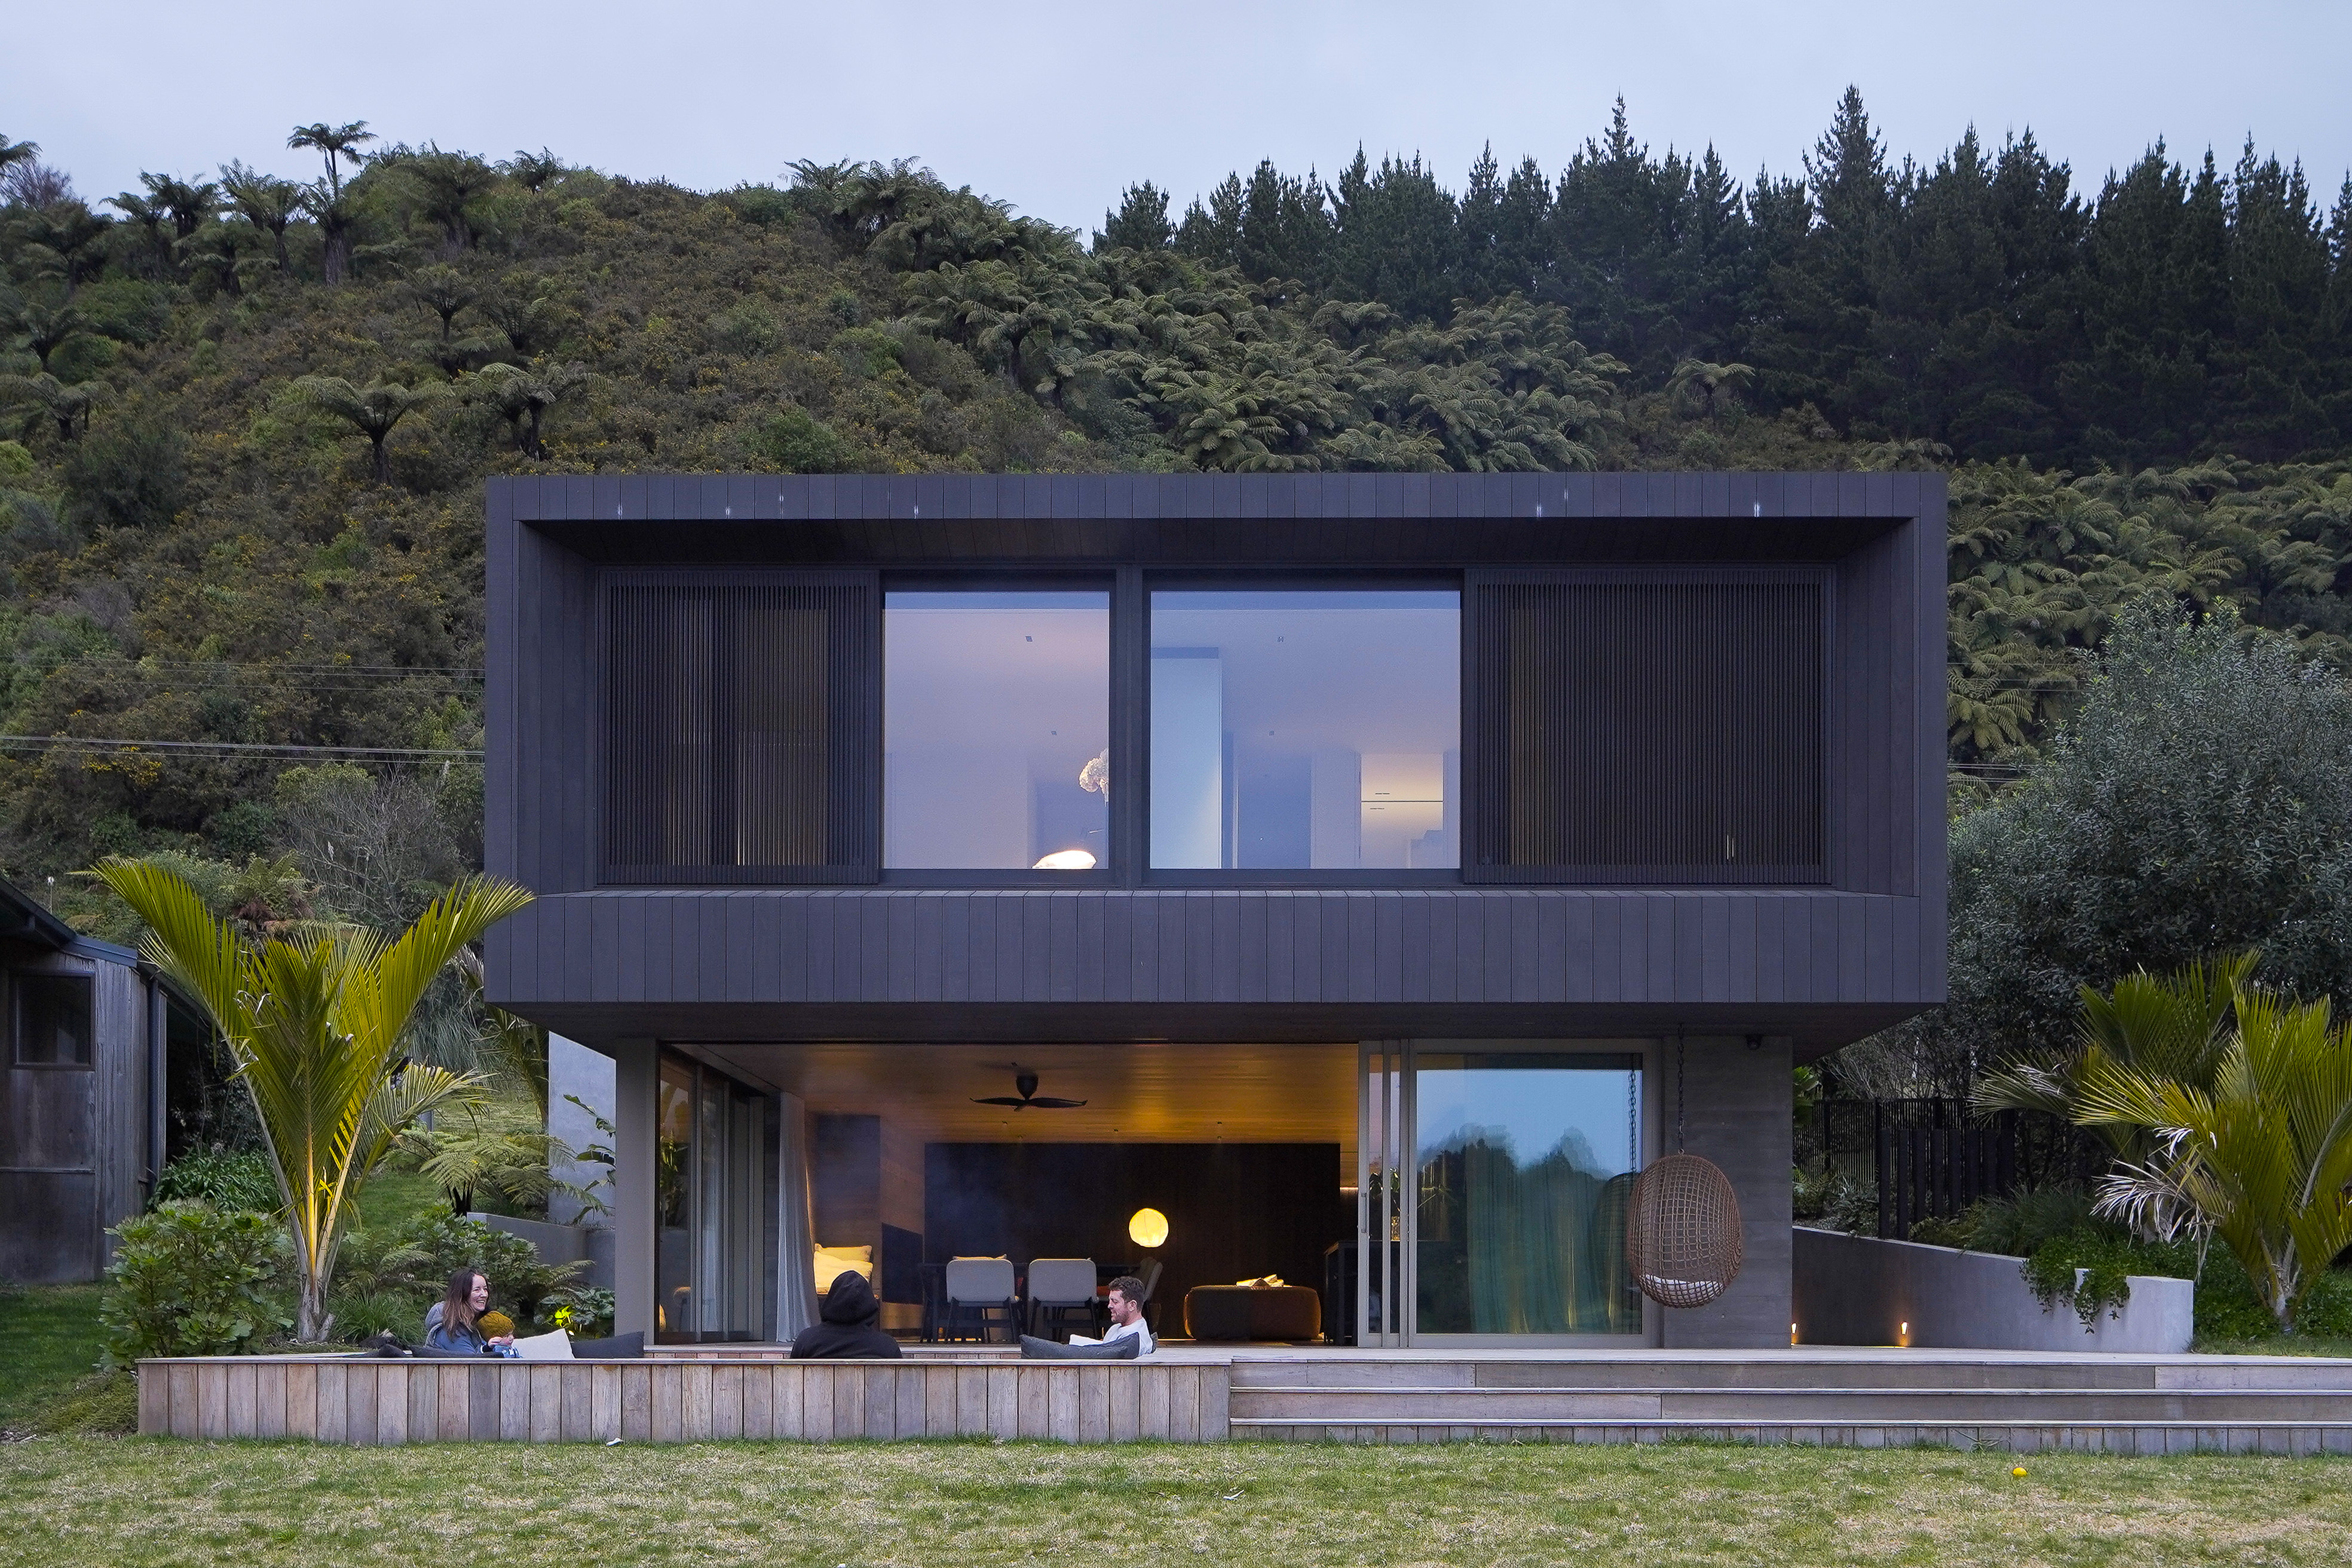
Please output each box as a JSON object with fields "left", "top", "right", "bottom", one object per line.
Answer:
{"left": 0, "top": 90, "right": 2349, "bottom": 924}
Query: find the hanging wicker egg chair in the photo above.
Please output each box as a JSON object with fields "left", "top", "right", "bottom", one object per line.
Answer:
{"left": 1625, "top": 1152, "right": 1744, "bottom": 1308}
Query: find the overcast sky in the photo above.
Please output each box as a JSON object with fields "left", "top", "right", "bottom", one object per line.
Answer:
{"left": 10, "top": 1, "right": 2350, "bottom": 234}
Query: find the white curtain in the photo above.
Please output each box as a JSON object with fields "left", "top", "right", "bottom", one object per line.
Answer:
{"left": 774, "top": 1092, "right": 818, "bottom": 1340}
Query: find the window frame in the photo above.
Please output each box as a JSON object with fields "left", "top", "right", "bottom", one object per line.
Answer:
{"left": 1138, "top": 571, "right": 1468, "bottom": 889}
{"left": 11, "top": 968, "right": 95, "bottom": 1070}
{"left": 595, "top": 566, "right": 881, "bottom": 886}
{"left": 876, "top": 570, "right": 1119, "bottom": 888}
{"left": 1460, "top": 564, "right": 1835, "bottom": 887}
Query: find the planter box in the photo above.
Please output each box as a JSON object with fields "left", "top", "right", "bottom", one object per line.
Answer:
{"left": 1793, "top": 1226, "right": 2194, "bottom": 1353}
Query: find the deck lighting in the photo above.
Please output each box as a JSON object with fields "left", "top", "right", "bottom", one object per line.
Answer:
{"left": 1129, "top": 1207, "right": 1169, "bottom": 1249}
{"left": 1033, "top": 849, "right": 1097, "bottom": 870}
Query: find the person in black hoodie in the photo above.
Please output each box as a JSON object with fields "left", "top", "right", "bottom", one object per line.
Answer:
{"left": 790, "top": 1269, "right": 904, "bottom": 1359}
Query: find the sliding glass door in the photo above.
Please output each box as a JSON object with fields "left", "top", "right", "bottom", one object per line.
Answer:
{"left": 656, "top": 1052, "right": 779, "bottom": 1343}
{"left": 1359, "top": 1042, "right": 1649, "bottom": 1345}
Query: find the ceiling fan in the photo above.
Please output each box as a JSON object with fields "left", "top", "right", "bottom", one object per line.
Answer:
{"left": 971, "top": 1066, "right": 1086, "bottom": 1110}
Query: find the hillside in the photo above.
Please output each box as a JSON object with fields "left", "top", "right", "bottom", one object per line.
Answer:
{"left": 1, "top": 96, "right": 2348, "bottom": 929}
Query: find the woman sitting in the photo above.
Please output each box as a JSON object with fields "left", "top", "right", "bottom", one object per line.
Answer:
{"left": 424, "top": 1269, "right": 519, "bottom": 1356}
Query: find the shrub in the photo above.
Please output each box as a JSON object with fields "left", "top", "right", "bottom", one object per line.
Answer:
{"left": 152, "top": 1147, "right": 280, "bottom": 1214}
{"left": 754, "top": 405, "right": 845, "bottom": 473}
{"left": 62, "top": 420, "right": 186, "bottom": 531}
{"left": 538, "top": 1284, "right": 615, "bottom": 1339}
{"left": 325, "top": 1205, "right": 584, "bottom": 1341}
{"left": 99, "top": 1202, "right": 289, "bottom": 1365}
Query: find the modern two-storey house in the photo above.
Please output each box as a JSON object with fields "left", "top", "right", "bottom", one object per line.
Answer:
{"left": 484, "top": 471, "right": 1944, "bottom": 1351}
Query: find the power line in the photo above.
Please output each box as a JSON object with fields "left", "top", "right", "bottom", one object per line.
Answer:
{"left": 0, "top": 735, "right": 480, "bottom": 762}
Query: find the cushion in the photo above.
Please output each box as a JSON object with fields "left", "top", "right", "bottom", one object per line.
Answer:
{"left": 814, "top": 1248, "right": 877, "bottom": 1290}
{"left": 512, "top": 1330, "right": 574, "bottom": 1361}
{"left": 570, "top": 1331, "right": 646, "bottom": 1359}
{"left": 1019, "top": 1333, "right": 1141, "bottom": 1361}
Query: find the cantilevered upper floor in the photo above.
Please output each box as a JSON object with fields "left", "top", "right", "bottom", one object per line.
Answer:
{"left": 483, "top": 471, "right": 1946, "bottom": 1056}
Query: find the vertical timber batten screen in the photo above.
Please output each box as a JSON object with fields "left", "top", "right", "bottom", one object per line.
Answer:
{"left": 1467, "top": 571, "right": 1827, "bottom": 884}
{"left": 602, "top": 571, "right": 879, "bottom": 884}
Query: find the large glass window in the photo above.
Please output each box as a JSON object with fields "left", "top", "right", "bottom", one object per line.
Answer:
{"left": 656, "top": 1054, "right": 776, "bottom": 1343}
{"left": 1150, "top": 589, "right": 1459, "bottom": 869}
{"left": 886, "top": 591, "right": 1110, "bottom": 870}
{"left": 1413, "top": 1052, "right": 1642, "bottom": 1335}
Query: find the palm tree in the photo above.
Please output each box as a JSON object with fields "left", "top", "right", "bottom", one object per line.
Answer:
{"left": 219, "top": 161, "right": 304, "bottom": 271}
{"left": 2074, "top": 982, "right": 2352, "bottom": 1333}
{"left": 139, "top": 172, "right": 218, "bottom": 240}
{"left": 1973, "top": 951, "right": 2254, "bottom": 1171}
{"left": 468, "top": 360, "right": 589, "bottom": 458}
{"left": 286, "top": 120, "right": 374, "bottom": 203}
{"left": 500, "top": 148, "right": 564, "bottom": 194}
{"left": 405, "top": 264, "right": 476, "bottom": 342}
{"left": 0, "top": 133, "right": 38, "bottom": 181}
{"left": 7, "top": 298, "right": 90, "bottom": 373}
{"left": 1667, "top": 358, "right": 1756, "bottom": 420}
{"left": 91, "top": 859, "right": 533, "bottom": 1341}
{"left": 406, "top": 150, "right": 501, "bottom": 253}
{"left": 0, "top": 370, "right": 108, "bottom": 442}
{"left": 290, "top": 375, "right": 448, "bottom": 485}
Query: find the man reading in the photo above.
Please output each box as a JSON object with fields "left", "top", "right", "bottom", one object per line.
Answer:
{"left": 1073, "top": 1274, "right": 1154, "bottom": 1353}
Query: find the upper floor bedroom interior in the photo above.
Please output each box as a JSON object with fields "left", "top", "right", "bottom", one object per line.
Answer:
{"left": 489, "top": 473, "right": 1943, "bottom": 898}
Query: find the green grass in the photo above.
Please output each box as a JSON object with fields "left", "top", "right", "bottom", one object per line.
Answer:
{"left": 1, "top": 1437, "right": 2347, "bottom": 1565}
{"left": 0, "top": 1285, "right": 106, "bottom": 1429}
{"left": 2195, "top": 1336, "right": 2352, "bottom": 1358}
{"left": 352, "top": 1170, "right": 443, "bottom": 1235}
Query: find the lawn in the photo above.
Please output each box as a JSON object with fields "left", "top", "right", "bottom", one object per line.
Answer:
{"left": 1, "top": 1436, "right": 2348, "bottom": 1567}
{"left": 0, "top": 1285, "right": 106, "bottom": 1429}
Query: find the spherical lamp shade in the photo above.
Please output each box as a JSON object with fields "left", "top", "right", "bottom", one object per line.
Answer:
{"left": 1625, "top": 1152, "right": 1744, "bottom": 1309}
{"left": 1128, "top": 1207, "right": 1169, "bottom": 1250}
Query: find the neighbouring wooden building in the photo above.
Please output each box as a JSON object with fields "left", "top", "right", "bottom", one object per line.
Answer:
{"left": 0, "top": 877, "right": 192, "bottom": 1284}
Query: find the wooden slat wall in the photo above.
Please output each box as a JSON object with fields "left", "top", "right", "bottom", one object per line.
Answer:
{"left": 496, "top": 887, "right": 1934, "bottom": 1010}
{"left": 137, "top": 1358, "right": 1231, "bottom": 1444}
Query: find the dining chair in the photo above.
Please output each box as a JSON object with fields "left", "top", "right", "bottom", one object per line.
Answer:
{"left": 1024, "top": 1257, "right": 1101, "bottom": 1341}
{"left": 941, "top": 1257, "right": 1019, "bottom": 1343}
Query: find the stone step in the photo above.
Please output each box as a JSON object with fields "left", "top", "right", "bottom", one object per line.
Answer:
{"left": 1224, "top": 1356, "right": 2352, "bottom": 1393}
{"left": 1228, "top": 1385, "right": 2352, "bottom": 1425}
{"left": 1228, "top": 1418, "right": 2352, "bottom": 1455}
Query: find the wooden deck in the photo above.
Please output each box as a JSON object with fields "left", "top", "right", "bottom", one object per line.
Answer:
{"left": 135, "top": 1353, "right": 1228, "bottom": 1444}
{"left": 137, "top": 1346, "right": 2352, "bottom": 1452}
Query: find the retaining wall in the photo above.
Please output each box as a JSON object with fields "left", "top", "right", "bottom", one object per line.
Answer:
{"left": 1793, "top": 1226, "right": 2194, "bottom": 1353}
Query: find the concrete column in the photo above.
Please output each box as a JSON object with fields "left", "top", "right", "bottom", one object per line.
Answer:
{"left": 1660, "top": 1036, "right": 1793, "bottom": 1350}
{"left": 609, "top": 1037, "right": 659, "bottom": 1340}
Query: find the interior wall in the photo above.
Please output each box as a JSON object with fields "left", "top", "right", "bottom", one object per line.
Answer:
{"left": 810, "top": 1113, "right": 879, "bottom": 1250}
{"left": 924, "top": 1142, "right": 1348, "bottom": 1327}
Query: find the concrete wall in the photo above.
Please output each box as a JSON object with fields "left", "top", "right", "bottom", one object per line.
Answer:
{"left": 1793, "top": 1227, "right": 2195, "bottom": 1353}
{"left": 546, "top": 1034, "right": 614, "bottom": 1227}
{"left": 469, "top": 1213, "right": 615, "bottom": 1293}
{"left": 1662, "top": 1037, "right": 1793, "bottom": 1350}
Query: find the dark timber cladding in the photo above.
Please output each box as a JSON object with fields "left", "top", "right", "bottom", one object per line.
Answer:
{"left": 485, "top": 473, "right": 1946, "bottom": 1060}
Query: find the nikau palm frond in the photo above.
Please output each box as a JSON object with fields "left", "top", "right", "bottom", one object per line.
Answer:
{"left": 91, "top": 858, "right": 532, "bottom": 1340}
{"left": 2069, "top": 975, "right": 2352, "bottom": 1332}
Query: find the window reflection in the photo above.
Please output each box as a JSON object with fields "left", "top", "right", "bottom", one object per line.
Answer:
{"left": 886, "top": 592, "right": 1110, "bottom": 869}
{"left": 1414, "top": 1052, "right": 1643, "bottom": 1335}
{"left": 1149, "top": 590, "right": 1459, "bottom": 869}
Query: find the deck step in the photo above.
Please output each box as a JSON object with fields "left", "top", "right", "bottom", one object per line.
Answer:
{"left": 1218, "top": 1353, "right": 2352, "bottom": 1448}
